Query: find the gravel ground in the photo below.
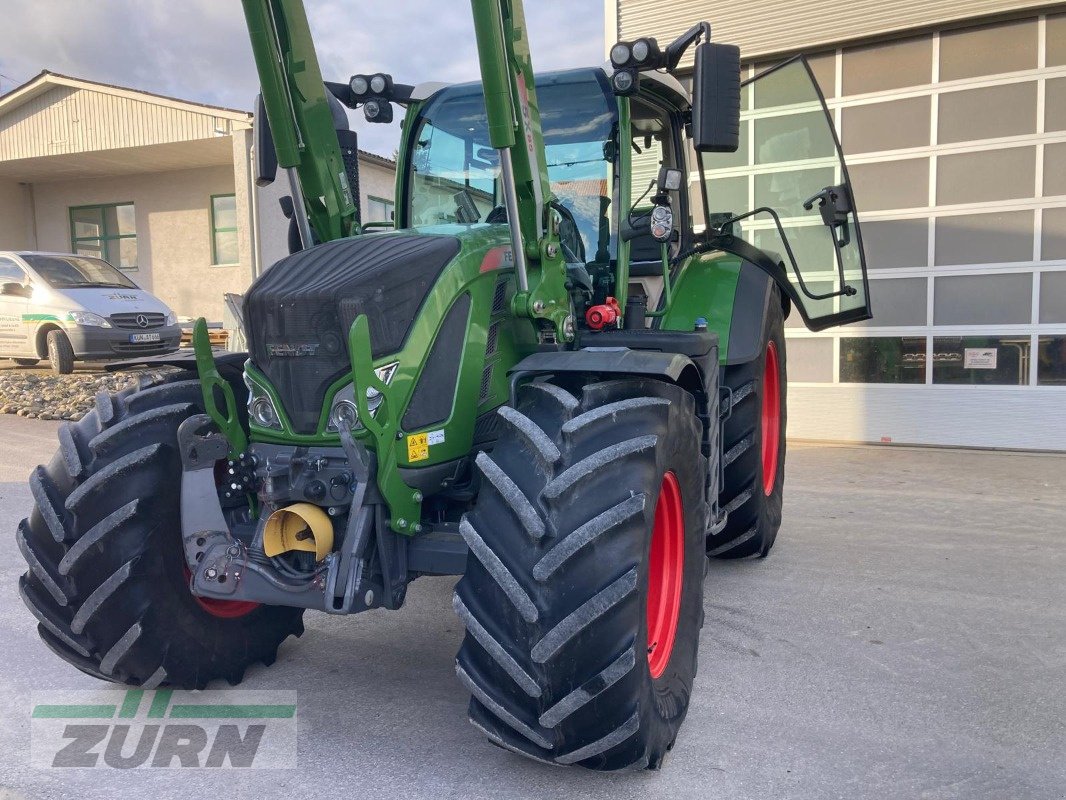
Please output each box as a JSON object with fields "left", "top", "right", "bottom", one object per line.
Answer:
{"left": 0, "top": 367, "right": 177, "bottom": 421}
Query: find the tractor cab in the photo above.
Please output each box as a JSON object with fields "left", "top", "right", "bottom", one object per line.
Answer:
{"left": 395, "top": 57, "right": 871, "bottom": 334}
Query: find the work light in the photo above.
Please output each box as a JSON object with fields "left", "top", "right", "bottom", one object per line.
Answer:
{"left": 611, "top": 68, "right": 639, "bottom": 96}
{"left": 610, "top": 38, "right": 663, "bottom": 69}
{"left": 349, "top": 74, "right": 369, "bottom": 97}
{"left": 363, "top": 99, "right": 393, "bottom": 123}
{"left": 369, "top": 74, "right": 389, "bottom": 94}
{"left": 610, "top": 43, "right": 631, "bottom": 68}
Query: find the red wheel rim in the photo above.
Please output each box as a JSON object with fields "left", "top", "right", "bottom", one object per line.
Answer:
{"left": 761, "top": 340, "right": 781, "bottom": 496}
{"left": 183, "top": 564, "right": 259, "bottom": 619}
{"left": 646, "top": 471, "right": 684, "bottom": 679}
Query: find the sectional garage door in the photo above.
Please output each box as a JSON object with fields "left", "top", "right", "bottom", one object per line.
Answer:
{"left": 761, "top": 13, "right": 1064, "bottom": 450}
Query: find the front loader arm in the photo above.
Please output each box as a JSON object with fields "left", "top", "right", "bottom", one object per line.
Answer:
{"left": 242, "top": 0, "right": 358, "bottom": 243}
{"left": 471, "top": 0, "right": 572, "bottom": 341}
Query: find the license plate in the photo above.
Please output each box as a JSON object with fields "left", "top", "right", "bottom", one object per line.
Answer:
{"left": 129, "top": 333, "right": 161, "bottom": 343}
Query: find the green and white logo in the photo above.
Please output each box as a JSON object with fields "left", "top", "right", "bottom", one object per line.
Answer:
{"left": 30, "top": 689, "right": 297, "bottom": 769}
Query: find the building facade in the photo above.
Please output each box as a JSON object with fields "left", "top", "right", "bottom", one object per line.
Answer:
{"left": 610, "top": 1, "right": 1066, "bottom": 450}
{"left": 0, "top": 71, "right": 395, "bottom": 324}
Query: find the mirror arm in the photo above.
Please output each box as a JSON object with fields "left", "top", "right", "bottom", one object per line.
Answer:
{"left": 665, "top": 22, "right": 710, "bottom": 72}
{"left": 675, "top": 206, "right": 853, "bottom": 302}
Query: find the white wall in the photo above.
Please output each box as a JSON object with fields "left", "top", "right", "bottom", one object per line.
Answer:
{"left": 788, "top": 385, "right": 1066, "bottom": 450}
{"left": 31, "top": 164, "right": 250, "bottom": 321}
{"left": 0, "top": 178, "right": 30, "bottom": 250}
{"left": 256, "top": 155, "right": 396, "bottom": 269}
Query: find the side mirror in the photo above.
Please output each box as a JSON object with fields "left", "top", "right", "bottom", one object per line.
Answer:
{"left": 691, "top": 41, "right": 741, "bottom": 153}
{"left": 1, "top": 282, "right": 29, "bottom": 298}
{"left": 254, "top": 93, "right": 278, "bottom": 187}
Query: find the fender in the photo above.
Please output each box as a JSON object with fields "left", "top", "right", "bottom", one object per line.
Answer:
{"left": 508, "top": 339, "right": 723, "bottom": 530}
{"left": 104, "top": 350, "right": 249, "bottom": 378}
{"left": 509, "top": 346, "right": 706, "bottom": 400}
{"left": 726, "top": 263, "right": 776, "bottom": 366}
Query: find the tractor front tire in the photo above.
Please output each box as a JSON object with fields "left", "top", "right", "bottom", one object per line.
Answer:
{"left": 17, "top": 372, "right": 304, "bottom": 688}
{"left": 707, "top": 287, "right": 787, "bottom": 559}
{"left": 454, "top": 377, "right": 707, "bottom": 770}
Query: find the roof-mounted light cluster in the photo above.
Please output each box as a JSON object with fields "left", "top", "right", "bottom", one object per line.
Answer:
{"left": 349, "top": 73, "right": 395, "bottom": 123}
{"left": 609, "top": 37, "right": 664, "bottom": 96}
{"left": 609, "top": 23, "right": 715, "bottom": 97}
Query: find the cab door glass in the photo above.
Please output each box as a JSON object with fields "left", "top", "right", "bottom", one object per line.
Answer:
{"left": 699, "top": 57, "right": 871, "bottom": 330}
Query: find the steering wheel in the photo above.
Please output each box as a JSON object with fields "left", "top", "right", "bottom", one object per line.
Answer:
{"left": 485, "top": 203, "right": 586, "bottom": 264}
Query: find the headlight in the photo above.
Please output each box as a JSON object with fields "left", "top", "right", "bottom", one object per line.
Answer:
{"left": 164, "top": 310, "right": 177, "bottom": 326}
{"left": 68, "top": 311, "right": 111, "bottom": 328}
{"left": 244, "top": 373, "right": 283, "bottom": 430}
{"left": 328, "top": 400, "right": 359, "bottom": 432}
{"left": 326, "top": 362, "right": 398, "bottom": 432}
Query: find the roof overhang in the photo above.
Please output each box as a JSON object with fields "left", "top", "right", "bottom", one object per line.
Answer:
{"left": 0, "top": 137, "right": 235, "bottom": 182}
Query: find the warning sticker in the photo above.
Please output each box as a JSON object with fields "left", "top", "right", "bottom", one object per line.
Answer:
{"left": 428, "top": 430, "right": 446, "bottom": 446}
{"left": 407, "top": 433, "right": 429, "bottom": 462}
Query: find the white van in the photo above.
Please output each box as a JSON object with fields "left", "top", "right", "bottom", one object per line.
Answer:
{"left": 0, "top": 251, "right": 181, "bottom": 374}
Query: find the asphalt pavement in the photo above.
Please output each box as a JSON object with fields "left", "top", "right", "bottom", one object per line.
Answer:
{"left": 0, "top": 414, "right": 1063, "bottom": 799}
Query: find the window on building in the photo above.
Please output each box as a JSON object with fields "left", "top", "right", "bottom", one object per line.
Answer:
{"left": 840, "top": 336, "right": 927, "bottom": 384}
{"left": 932, "top": 336, "right": 1032, "bottom": 386}
{"left": 70, "top": 203, "right": 137, "bottom": 270}
{"left": 1038, "top": 337, "right": 1066, "bottom": 386}
{"left": 211, "top": 194, "right": 239, "bottom": 265}
{"left": 365, "top": 196, "right": 395, "bottom": 224}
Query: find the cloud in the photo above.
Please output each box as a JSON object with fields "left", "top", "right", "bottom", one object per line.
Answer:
{"left": 0, "top": 0, "right": 604, "bottom": 155}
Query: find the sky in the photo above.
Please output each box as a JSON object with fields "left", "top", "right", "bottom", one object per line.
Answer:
{"left": 0, "top": 0, "right": 606, "bottom": 157}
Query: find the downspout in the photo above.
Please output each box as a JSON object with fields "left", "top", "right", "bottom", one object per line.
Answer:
{"left": 248, "top": 136, "right": 262, "bottom": 279}
{"left": 21, "top": 182, "right": 39, "bottom": 249}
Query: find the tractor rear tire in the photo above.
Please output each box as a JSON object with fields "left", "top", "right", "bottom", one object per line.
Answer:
{"left": 707, "top": 287, "right": 787, "bottom": 559}
{"left": 17, "top": 371, "right": 304, "bottom": 688}
{"left": 46, "top": 329, "right": 75, "bottom": 375}
{"left": 454, "top": 377, "right": 707, "bottom": 770}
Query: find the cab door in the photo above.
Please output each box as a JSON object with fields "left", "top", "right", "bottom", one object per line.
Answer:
{"left": 698, "top": 56, "right": 871, "bottom": 331}
{"left": 0, "top": 257, "right": 31, "bottom": 355}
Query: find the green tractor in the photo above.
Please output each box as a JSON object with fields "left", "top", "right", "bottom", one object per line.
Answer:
{"left": 16, "top": 0, "right": 871, "bottom": 771}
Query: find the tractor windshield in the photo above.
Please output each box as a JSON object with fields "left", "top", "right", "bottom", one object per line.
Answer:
{"left": 407, "top": 69, "right": 617, "bottom": 268}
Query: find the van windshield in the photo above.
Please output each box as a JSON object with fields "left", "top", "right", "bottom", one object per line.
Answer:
{"left": 22, "top": 254, "right": 138, "bottom": 290}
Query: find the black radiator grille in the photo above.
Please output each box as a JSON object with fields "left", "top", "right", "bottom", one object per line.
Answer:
{"left": 244, "top": 234, "right": 461, "bottom": 433}
{"left": 491, "top": 277, "right": 508, "bottom": 315}
{"left": 485, "top": 321, "right": 500, "bottom": 357}
{"left": 478, "top": 363, "right": 493, "bottom": 405}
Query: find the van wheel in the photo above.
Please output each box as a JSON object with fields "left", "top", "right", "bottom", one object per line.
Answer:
{"left": 13, "top": 358, "right": 39, "bottom": 367}
{"left": 47, "top": 330, "right": 75, "bottom": 375}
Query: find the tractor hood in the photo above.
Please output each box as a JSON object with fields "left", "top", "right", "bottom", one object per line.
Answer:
{"left": 244, "top": 230, "right": 473, "bottom": 434}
